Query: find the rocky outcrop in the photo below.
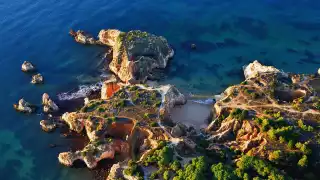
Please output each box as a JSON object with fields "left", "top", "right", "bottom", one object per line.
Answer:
{"left": 207, "top": 118, "right": 241, "bottom": 142}
{"left": 158, "top": 85, "right": 187, "bottom": 119}
{"left": 98, "top": 29, "right": 174, "bottom": 83}
{"left": 40, "top": 120, "right": 56, "bottom": 132}
{"left": 58, "top": 140, "right": 115, "bottom": 169}
{"left": 106, "top": 162, "right": 126, "bottom": 180}
{"left": 69, "top": 29, "right": 97, "bottom": 45}
{"left": 13, "top": 99, "right": 34, "bottom": 113}
{"left": 31, "top": 73, "right": 44, "bottom": 84}
{"left": 42, "top": 93, "right": 59, "bottom": 113}
{"left": 61, "top": 112, "right": 86, "bottom": 133}
{"left": 243, "top": 60, "right": 281, "bottom": 79}
{"left": 98, "top": 29, "right": 121, "bottom": 46}
{"left": 21, "top": 61, "right": 36, "bottom": 72}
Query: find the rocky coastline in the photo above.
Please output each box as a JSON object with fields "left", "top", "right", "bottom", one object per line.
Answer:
{"left": 16, "top": 29, "right": 320, "bottom": 180}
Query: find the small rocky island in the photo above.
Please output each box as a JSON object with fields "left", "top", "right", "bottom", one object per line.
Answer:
{"left": 18, "top": 29, "right": 320, "bottom": 180}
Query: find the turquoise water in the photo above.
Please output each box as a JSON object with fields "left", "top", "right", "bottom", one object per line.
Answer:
{"left": 1, "top": 0, "right": 320, "bottom": 179}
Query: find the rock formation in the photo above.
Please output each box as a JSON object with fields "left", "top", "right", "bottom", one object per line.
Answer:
{"left": 21, "top": 61, "right": 36, "bottom": 72}
{"left": 70, "top": 28, "right": 174, "bottom": 84}
{"left": 13, "top": 98, "right": 34, "bottom": 113}
{"left": 42, "top": 93, "right": 59, "bottom": 113}
{"left": 40, "top": 120, "right": 57, "bottom": 132}
{"left": 31, "top": 73, "right": 44, "bottom": 84}
{"left": 243, "top": 60, "right": 282, "bottom": 79}
{"left": 158, "top": 85, "right": 187, "bottom": 119}
{"left": 69, "top": 29, "right": 97, "bottom": 45}
{"left": 58, "top": 140, "right": 116, "bottom": 169}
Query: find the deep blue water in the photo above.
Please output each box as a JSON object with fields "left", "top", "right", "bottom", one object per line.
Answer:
{"left": 1, "top": 0, "right": 320, "bottom": 179}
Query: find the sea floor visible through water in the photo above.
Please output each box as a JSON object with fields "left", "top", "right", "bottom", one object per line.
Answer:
{"left": 1, "top": 0, "right": 320, "bottom": 179}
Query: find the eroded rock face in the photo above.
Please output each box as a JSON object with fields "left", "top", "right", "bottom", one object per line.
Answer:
{"left": 40, "top": 120, "right": 57, "bottom": 132}
{"left": 21, "top": 61, "right": 36, "bottom": 72}
{"left": 99, "top": 29, "right": 174, "bottom": 83}
{"left": 42, "top": 93, "right": 59, "bottom": 113}
{"left": 31, "top": 73, "right": 44, "bottom": 84}
{"left": 243, "top": 60, "right": 281, "bottom": 79}
{"left": 58, "top": 139, "right": 129, "bottom": 169}
{"left": 58, "top": 140, "right": 115, "bottom": 169}
{"left": 13, "top": 99, "right": 34, "bottom": 113}
{"left": 101, "top": 76, "right": 121, "bottom": 100}
{"left": 69, "top": 29, "right": 97, "bottom": 45}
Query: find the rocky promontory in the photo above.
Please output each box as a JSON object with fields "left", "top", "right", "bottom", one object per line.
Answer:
{"left": 16, "top": 29, "right": 320, "bottom": 180}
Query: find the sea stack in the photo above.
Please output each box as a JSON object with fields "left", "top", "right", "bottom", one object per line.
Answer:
{"left": 21, "top": 61, "right": 36, "bottom": 72}
{"left": 42, "top": 93, "right": 59, "bottom": 113}
{"left": 31, "top": 73, "right": 44, "bottom": 84}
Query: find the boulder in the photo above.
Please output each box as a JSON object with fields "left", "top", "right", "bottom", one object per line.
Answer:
{"left": 158, "top": 85, "right": 186, "bottom": 119}
{"left": 13, "top": 98, "right": 34, "bottom": 113}
{"left": 243, "top": 60, "right": 280, "bottom": 79}
{"left": 70, "top": 29, "right": 96, "bottom": 45}
{"left": 42, "top": 93, "right": 59, "bottom": 113}
{"left": 171, "top": 123, "right": 187, "bottom": 137}
{"left": 58, "top": 140, "right": 115, "bottom": 169}
{"left": 98, "top": 29, "right": 174, "bottom": 83}
{"left": 40, "top": 120, "right": 57, "bottom": 132}
{"left": 21, "top": 61, "right": 36, "bottom": 72}
{"left": 84, "top": 97, "right": 89, "bottom": 105}
{"left": 31, "top": 73, "right": 44, "bottom": 84}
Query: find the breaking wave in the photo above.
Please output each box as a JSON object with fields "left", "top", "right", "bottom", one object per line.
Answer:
{"left": 58, "top": 82, "right": 102, "bottom": 100}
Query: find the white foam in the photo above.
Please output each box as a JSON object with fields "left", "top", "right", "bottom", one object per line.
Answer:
{"left": 191, "top": 98, "right": 215, "bottom": 105}
{"left": 58, "top": 82, "right": 102, "bottom": 100}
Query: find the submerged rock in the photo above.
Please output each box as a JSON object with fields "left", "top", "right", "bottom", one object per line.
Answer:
{"left": 21, "top": 61, "right": 36, "bottom": 72}
{"left": 42, "top": 93, "right": 59, "bottom": 113}
{"left": 13, "top": 98, "right": 34, "bottom": 113}
{"left": 40, "top": 120, "right": 57, "bottom": 132}
{"left": 98, "top": 29, "right": 174, "bottom": 83}
{"left": 31, "top": 73, "right": 44, "bottom": 84}
{"left": 69, "top": 29, "right": 97, "bottom": 45}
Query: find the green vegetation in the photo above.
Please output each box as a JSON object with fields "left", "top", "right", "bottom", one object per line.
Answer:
{"left": 173, "top": 156, "right": 207, "bottom": 180}
{"left": 297, "top": 155, "right": 308, "bottom": 167}
{"left": 211, "top": 163, "right": 237, "bottom": 180}
{"left": 150, "top": 122, "right": 158, "bottom": 127}
{"left": 144, "top": 144, "right": 174, "bottom": 167}
{"left": 229, "top": 108, "right": 248, "bottom": 121}
{"left": 236, "top": 155, "right": 287, "bottom": 179}
{"left": 297, "top": 119, "right": 314, "bottom": 132}
{"left": 124, "top": 160, "right": 144, "bottom": 179}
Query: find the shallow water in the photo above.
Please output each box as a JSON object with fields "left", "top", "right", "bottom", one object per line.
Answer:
{"left": 1, "top": 0, "right": 320, "bottom": 179}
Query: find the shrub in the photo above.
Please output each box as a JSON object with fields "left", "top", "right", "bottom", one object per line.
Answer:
{"left": 268, "top": 150, "right": 281, "bottom": 161}
{"left": 297, "top": 155, "right": 308, "bottom": 167}
{"left": 163, "top": 170, "right": 170, "bottom": 180}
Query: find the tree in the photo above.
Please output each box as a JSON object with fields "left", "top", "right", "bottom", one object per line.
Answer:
{"left": 173, "top": 156, "right": 207, "bottom": 180}
{"left": 211, "top": 163, "right": 238, "bottom": 180}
